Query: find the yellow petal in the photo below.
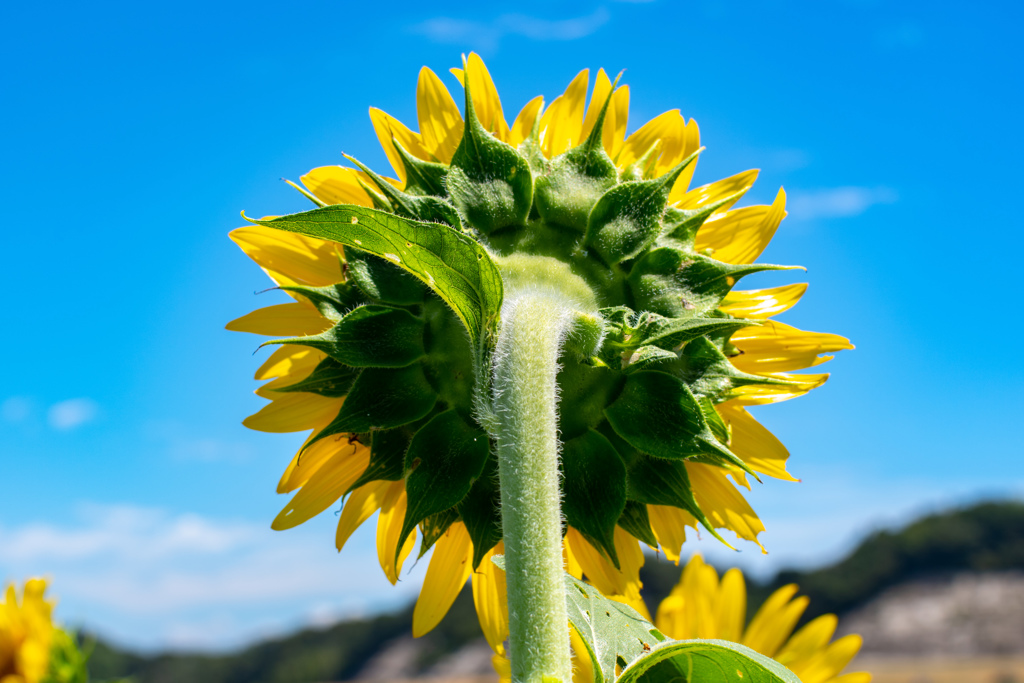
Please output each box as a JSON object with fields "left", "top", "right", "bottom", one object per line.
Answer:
{"left": 472, "top": 541, "right": 509, "bottom": 655}
{"left": 255, "top": 357, "right": 322, "bottom": 397}
{"left": 730, "top": 320, "right": 854, "bottom": 374}
{"left": 417, "top": 66, "right": 464, "bottom": 164}
{"left": 829, "top": 672, "right": 873, "bottom": 683}
{"left": 716, "top": 568, "right": 747, "bottom": 643}
{"left": 492, "top": 652, "right": 512, "bottom": 683}
{"left": 243, "top": 392, "right": 343, "bottom": 434}
{"left": 277, "top": 428, "right": 357, "bottom": 493}
{"left": 376, "top": 483, "right": 416, "bottom": 584}
{"left": 580, "top": 68, "right": 613, "bottom": 143}
{"left": 272, "top": 444, "right": 370, "bottom": 530}
{"left": 719, "top": 283, "right": 808, "bottom": 320}
{"left": 686, "top": 462, "right": 766, "bottom": 550}
{"left": 570, "top": 624, "right": 596, "bottom": 683}
{"left": 775, "top": 614, "right": 838, "bottom": 670}
{"left": 695, "top": 187, "right": 787, "bottom": 264}
{"left": 606, "top": 85, "right": 630, "bottom": 159}
{"left": 226, "top": 302, "right": 331, "bottom": 337}
{"left": 463, "top": 53, "right": 510, "bottom": 141}
{"left": 539, "top": 69, "right": 589, "bottom": 158}
{"left": 730, "top": 372, "right": 829, "bottom": 405}
{"left": 299, "top": 165, "right": 373, "bottom": 208}
{"left": 794, "top": 634, "right": 864, "bottom": 682}
{"left": 508, "top": 95, "right": 545, "bottom": 149}
{"left": 565, "top": 528, "right": 650, "bottom": 619}
{"left": 335, "top": 479, "right": 392, "bottom": 551}
{"left": 648, "top": 504, "right": 697, "bottom": 563}
{"left": 413, "top": 522, "right": 473, "bottom": 637}
{"left": 369, "top": 108, "right": 432, "bottom": 184}
{"left": 616, "top": 110, "right": 684, "bottom": 173}
{"left": 231, "top": 224, "right": 345, "bottom": 288}
{"left": 742, "top": 584, "right": 808, "bottom": 657}
{"left": 716, "top": 401, "right": 796, "bottom": 482}
{"left": 650, "top": 115, "right": 698, "bottom": 182}
{"left": 674, "top": 169, "right": 759, "bottom": 210}
{"left": 563, "top": 538, "right": 584, "bottom": 579}
{"left": 679, "top": 554, "right": 719, "bottom": 639}
{"left": 255, "top": 346, "right": 326, "bottom": 381}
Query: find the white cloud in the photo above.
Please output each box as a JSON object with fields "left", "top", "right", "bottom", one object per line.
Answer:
{"left": 2, "top": 396, "right": 33, "bottom": 423}
{"left": 410, "top": 9, "right": 610, "bottom": 51}
{"left": 47, "top": 398, "right": 99, "bottom": 430}
{"left": 788, "top": 186, "right": 897, "bottom": 221}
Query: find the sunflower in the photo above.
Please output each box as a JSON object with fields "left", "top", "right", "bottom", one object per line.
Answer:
{"left": 228, "top": 53, "right": 851, "bottom": 656}
{"left": 654, "top": 555, "right": 871, "bottom": 683}
{"left": 0, "top": 579, "right": 55, "bottom": 683}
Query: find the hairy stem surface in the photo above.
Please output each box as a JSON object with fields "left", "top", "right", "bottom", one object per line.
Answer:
{"left": 493, "top": 291, "right": 573, "bottom": 683}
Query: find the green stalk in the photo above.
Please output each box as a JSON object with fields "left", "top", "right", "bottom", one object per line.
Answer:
{"left": 492, "top": 291, "right": 574, "bottom": 683}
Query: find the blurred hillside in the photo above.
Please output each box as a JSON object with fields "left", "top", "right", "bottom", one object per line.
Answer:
{"left": 88, "top": 500, "right": 1024, "bottom": 682}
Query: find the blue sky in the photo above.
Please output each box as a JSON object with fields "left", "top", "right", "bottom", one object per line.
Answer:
{"left": 2, "top": 0, "right": 1022, "bottom": 652}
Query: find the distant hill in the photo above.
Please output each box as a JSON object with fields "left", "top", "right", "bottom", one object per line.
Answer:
{"left": 88, "top": 499, "right": 1024, "bottom": 682}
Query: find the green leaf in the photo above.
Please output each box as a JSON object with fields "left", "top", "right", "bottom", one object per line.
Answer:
{"left": 457, "top": 453, "right": 502, "bottom": 569}
{"left": 490, "top": 559, "right": 802, "bottom": 683}
{"left": 275, "top": 357, "right": 359, "bottom": 398}
{"left": 348, "top": 427, "right": 411, "bottom": 492}
{"left": 418, "top": 507, "right": 460, "bottom": 558}
{"left": 346, "top": 248, "right": 429, "bottom": 305}
{"left": 628, "top": 247, "right": 798, "bottom": 318}
{"left": 310, "top": 364, "right": 437, "bottom": 444}
{"left": 599, "top": 306, "right": 753, "bottom": 354}
{"left": 345, "top": 154, "right": 462, "bottom": 229}
{"left": 265, "top": 304, "right": 425, "bottom": 368}
{"left": 447, "top": 76, "right": 533, "bottom": 234}
{"left": 399, "top": 409, "right": 491, "bottom": 560}
{"left": 248, "top": 205, "right": 503, "bottom": 344}
{"left": 617, "top": 500, "right": 658, "bottom": 548}
{"left": 561, "top": 430, "right": 627, "bottom": 567}
{"left": 619, "top": 640, "right": 802, "bottom": 683}
{"left": 584, "top": 151, "right": 700, "bottom": 265}
{"left": 604, "top": 371, "right": 745, "bottom": 470}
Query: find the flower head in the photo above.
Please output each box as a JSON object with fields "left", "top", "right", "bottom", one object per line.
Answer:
{"left": 229, "top": 53, "right": 850, "bottom": 652}
{"left": 0, "top": 579, "right": 56, "bottom": 683}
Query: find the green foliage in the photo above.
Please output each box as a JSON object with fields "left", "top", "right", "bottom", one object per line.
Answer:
{"left": 561, "top": 430, "right": 628, "bottom": 566}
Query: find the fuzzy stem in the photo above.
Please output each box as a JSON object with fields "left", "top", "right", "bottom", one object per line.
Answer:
{"left": 493, "top": 292, "right": 573, "bottom": 683}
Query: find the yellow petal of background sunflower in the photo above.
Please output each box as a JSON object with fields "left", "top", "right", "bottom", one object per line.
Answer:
{"left": 335, "top": 479, "right": 391, "bottom": 552}
{"left": 508, "top": 95, "right": 545, "bottom": 148}
{"left": 647, "top": 504, "right": 697, "bottom": 564}
{"left": 695, "top": 187, "right": 787, "bottom": 264}
{"left": 741, "top": 584, "right": 807, "bottom": 657}
{"left": 272, "top": 444, "right": 370, "bottom": 530}
{"left": 730, "top": 372, "right": 829, "bottom": 405}
{"left": 716, "top": 567, "right": 747, "bottom": 643}
{"left": 730, "top": 321, "right": 855, "bottom": 374}
{"left": 226, "top": 302, "right": 332, "bottom": 337}
{"left": 792, "top": 634, "right": 864, "bottom": 683}
{"left": 369, "top": 108, "right": 432, "bottom": 183}
{"left": 413, "top": 522, "right": 473, "bottom": 637}
{"left": 243, "top": 392, "right": 342, "bottom": 434}
{"left": 417, "top": 66, "right": 464, "bottom": 164}
{"left": 539, "top": 69, "right": 589, "bottom": 159}
{"left": 299, "top": 165, "right": 374, "bottom": 208}
{"left": 719, "top": 283, "right": 807, "bottom": 320}
{"left": 231, "top": 224, "right": 345, "bottom": 287}
{"left": 678, "top": 554, "right": 719, "bottom": 639}
{"left": 674, "top": 169, "right": 759, "bottom": 210}
{"left": 472, "top": 541, "right": 509, "bottom": 656}
{"left": 686, "top": 463, "right": 766, "bottom": 550}
{"left": 277, "top": 428, "right": 355, "bottom": 493}
{"left": 255, "top": 346, "right": 326, "bottom": 381}
{"left": 775, "top": 614, "right": 838, "bottom": 670}
{"left": 829, "top": 672, "right": 873, "bottom": 683}
{"left": 716, "top": 401, "right": 797, "bottom": 482}
{"left": 377, "top": 483, "right": 417, "bottom": 584}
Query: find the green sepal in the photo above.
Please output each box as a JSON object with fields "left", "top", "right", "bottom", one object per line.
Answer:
{"left": 417, "top": 507, "right": 460, "bottom": 559}
{"left": 661, "top": 190, "right": 747, "bottom": 251}
{"left": 629, "top": 246, "right": 799, "bottom": 318}
{"left": 344, "top": 154, "right": 462, "bottom": 229}
{"left": 263, "top": 304, "right": 425, "bottom": 368}
{"left": 681, "top": 336, "right": 789, "bottom": 402}
{"left": 274, "top": 357, "right": 359, "bottom": 398}
{"left": 604, "top": 371, "right": 746, "bottom": 471}
{"left": 584, "top": 149, "right": 701, "bottom": 265}
{"left": 309, "top": 364, "right": 437, "bottom": 445}
{"left": 346, "top": 248, "right": 428, "bottom": 305}
{"left": 623, "top": 450, "right": 732, "bottom": 549}
{"left": 534, "top": 79, "right": 620, "bottom": 232}
{"left": 392, "top": 139, "right": 449, "bottom": 197}
{"left": 561, "top": 429, "right": 627, "bottom": 568}
{"left": 619, "top": 140, "right": 662, "bottom": 182}
{"left": 278, "top": 281, "right": 362, "bottom": 322}
{"left": 617, "top": 499, "right": 658, "bottom": 548}
{"left": 247, "top": 205, "right": 503, "bottom": 344}
{"left": 697, "top": 395, "right": 730, "bottom": 445}
{"left": 284, "top": 178, "right": 327, "bottom": 208}
{"left": 599, "top": 306, "right": 753, "bottom": 355}
{"left": 398, "top": 409, "right": 491, "bottom": 562}
{"left": 356, "top": 177, "right": 393, "bottom": 211}
{"left": 446, "top": 74, "right": 533, "bottom": 234}
{"left": 620, "top": 345, "right": 678, "bottom": 374}
{"left": 347, "top": 427, "right": 411, "bottom": 493}
{"left": 457, "top": 453, "right": 502, "bottom": 569}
